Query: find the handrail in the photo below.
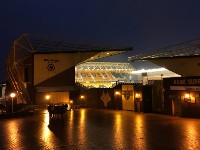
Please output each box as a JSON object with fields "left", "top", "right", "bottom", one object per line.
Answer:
{"left": 7, "top": 39, "right": 33, "bottom": 105}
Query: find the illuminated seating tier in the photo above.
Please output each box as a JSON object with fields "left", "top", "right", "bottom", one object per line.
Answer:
{"left": 75, "top": 71, "right": 116, "bottom": 81}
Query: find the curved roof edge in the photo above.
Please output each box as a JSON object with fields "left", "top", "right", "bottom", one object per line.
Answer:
{"left": 16, "top": 33, "right": 133, "bottom": 53}
{"left": 129, "top": 37, "right": 200, "bottom": 61}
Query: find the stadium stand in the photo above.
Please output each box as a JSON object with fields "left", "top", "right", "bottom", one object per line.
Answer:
{"left": 75, "top": 61, "right": 180, "bottom": 88}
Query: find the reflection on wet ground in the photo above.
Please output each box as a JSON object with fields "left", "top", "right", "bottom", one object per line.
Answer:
{"left": 0, "top": 109, "right": 200, "bottom": 150}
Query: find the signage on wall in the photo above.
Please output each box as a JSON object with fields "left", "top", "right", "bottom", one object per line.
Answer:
{"left": 47, "top": 64, "right": 55, "bottom": 71}
{"left": 44, "top": 59, "right": 59, "bottom": 71}
{"left": 122, "top": 90, "right": 133, "bottom": 100}
{"left": 173, "top": 78, "right": 200, "bottom": 86}
{"left": 170, "top": 86, "right": 200, "bottom": 91}
{"left": 101, "top": 91, "right": 111, "bottom": 107}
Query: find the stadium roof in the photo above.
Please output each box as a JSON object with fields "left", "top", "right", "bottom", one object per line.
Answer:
{"left": 13, "top": 34, "right": 132, "bottom": 65}
{"left": 128, "top": 37, "right": 200, "bottom": 61}
{"left": 128, "top": 37, "right": 200, "bottom": 76}
{"left": 76, "top": 62, "right": 135, "bottom": 71}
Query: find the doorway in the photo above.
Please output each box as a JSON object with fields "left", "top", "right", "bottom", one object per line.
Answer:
{"left": 172, "top": 99, "right": 181, "bottom": 116}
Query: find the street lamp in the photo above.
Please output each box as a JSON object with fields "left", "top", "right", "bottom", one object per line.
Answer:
{"left": 80, "top": 95, "right": 85, "bottom": 100}
{"left": 10, "top": 93, "right": 16, "bottom": 113}
{"left": 70, "top": 100, "right": 73, "bottom": 109}
{"left": 80, "top": 95, "right": 85, "bottom": 107}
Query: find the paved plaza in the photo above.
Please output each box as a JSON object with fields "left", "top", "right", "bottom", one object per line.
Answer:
{"left": 0, "top": 109, "right": 200, "bottom": 150}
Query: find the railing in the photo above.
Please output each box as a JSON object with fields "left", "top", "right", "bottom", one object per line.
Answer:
{"left": 7, "top": 35, "right": 33, "bottom": 105}
{"left": 7, "top": 57, "right": 32, "bottom": 105}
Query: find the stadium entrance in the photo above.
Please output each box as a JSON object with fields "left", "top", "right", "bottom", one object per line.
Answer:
{"left": 74, "top": 82, "right": 152, "bottom": 113}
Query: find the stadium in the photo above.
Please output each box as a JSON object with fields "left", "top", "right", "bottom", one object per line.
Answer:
{"left": 3, "top": 34, "right": 200, "bottom": 117}
{"left": 75, "top": 61, "right": 180, "bottom": 88}
{"left": 5, "top": 34, "right": 133, "bottom": 106}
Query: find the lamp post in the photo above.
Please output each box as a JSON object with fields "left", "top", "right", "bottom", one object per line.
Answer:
{"left": 10, "top": 93, "right": 16, "bottom": 113}
{"left": 80, "top": 95, "right": 85, "bottom": 107}
{"left": 70, "top": 100, "right": 73, "bottom": 109}
{"left": 70, "top": 100, "right": 73, "bottom": 104}
{"left": 80, "top": 95, "right": 85, "bottom": 100}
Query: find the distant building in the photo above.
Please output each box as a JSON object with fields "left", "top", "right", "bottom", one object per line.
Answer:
{"left": 0, "top": 82, "right": 6, "bottom": 105}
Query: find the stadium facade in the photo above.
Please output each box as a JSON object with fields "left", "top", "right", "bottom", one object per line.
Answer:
{"left": 5, "top": 34, "right": 200, "bottom": 117}
{"left": 6, "top": 34, "right": 132, "bottom": 110}
{"left": 129, "top": 37, "right": 200, "bottom": 117}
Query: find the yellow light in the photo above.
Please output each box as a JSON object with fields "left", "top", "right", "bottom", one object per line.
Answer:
{"left": 135, "top": 93, "right": 140, "bottom": 99}
{"left": 10, "top": 93, "right": 16, "bottom": 113}
{"left": 132, "top": 68, "right": 167, "bottom": 74}
{"left": 10, "top": 93, "right": 16, "bottom": 98}
{"left": 46, "top": 95, "right": 50, "bottom": 100}
{"left": 70, "top": 100, "right": 73, "bottom": 104}
{"left": 115, "top": 91, "right": 120, "bottom": 95}
{"left": 185, "top": 93, "right": 190, "bottom": 99}
{"left": 81, "top": 95, "right": 85, "bottom": 99}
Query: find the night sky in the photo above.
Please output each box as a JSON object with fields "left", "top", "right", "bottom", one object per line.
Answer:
{"left": 1, "top": 0, "right": 200, "bottom": 82}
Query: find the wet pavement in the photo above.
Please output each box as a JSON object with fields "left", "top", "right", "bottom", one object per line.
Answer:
{"left": 0, "top": 109, "right": 200, "bottom": 150}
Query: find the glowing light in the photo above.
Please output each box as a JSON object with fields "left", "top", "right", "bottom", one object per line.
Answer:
{"left": 5, "top": 121, "right": 22, "bottom": 149}
{"left": 10, "top": 93, "right": 16, "bottom": 98}
{"left": 182, "top": 121, "right": 200, "bottom": 150}
{"left": 115, "top": 91, "right": 120, "bottom": 95}
{"left": 113, "top": 114, "right": 124, "bottom": 148}
{"left": 40, "top": 110, "right": 54, "bottom": 149}
{"left": 46, "top": 95, "right": 50, "bottom": 100}
{"left": 132, "top": 68, "right": 167, "bottom": 74}
{"left": 184, "top": 93, "right": 196, "bottom": 103}
{"left": 135, "top": 93, "right": 140, "bottom": 99}
{"left": 81, "top": 95, "right": 85, "bottom": 99}
{"left": 185, "top": 93, "right": 190, "bottom": 99}
{"left": 78, "top": 109, "right": 86, "bottom": 146}
{"left": 10, "top": 93, "right": 16, "bottom": 113}
{"left": 134, "top": 115, "right": 147, "bottom": 149}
